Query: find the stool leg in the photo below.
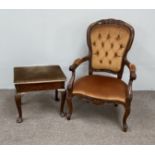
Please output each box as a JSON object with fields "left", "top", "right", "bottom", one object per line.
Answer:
{"left": 55, "top": 89, "right": 59, "bottom": 101}
{"left": 60, "top": 90, "right": 66, "bottom": 117}
{"left": 15, "top": 93, "right": 23, "bottom": 123}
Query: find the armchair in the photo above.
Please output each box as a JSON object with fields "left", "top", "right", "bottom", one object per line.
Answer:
{"left": 66, "top": 19, "right": 136, "bottom": 132}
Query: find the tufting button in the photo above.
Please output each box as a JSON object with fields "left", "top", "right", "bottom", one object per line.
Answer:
{"left": 95, "top": 50, "right": 99, "bottom": 56}
{"left": 120, "top": 44, "right": 123, "bottom": 49}
{"left": 111, "top": 43, "right": 114, "bottom": 48}
{"left": 107, "top": 34, "right": 110, "bottom": 39}
{"left": 101, "top": 42, "right": 104, "bottom": 48}
{"left": 93, "top": 41, "right": 96, "bottom": 46}
{"left": 99, "top": 60, "right": 103, "bottom": 63}
{"left": 109, "top": 60, "right": 112, "bottom": 64}
{"left": 98, "top": 33, "right": 102, "bottom": 39}
{"left": 114, "top": 52, "right": 118, "bottom": 57}
{"left": 105, "top": 51, "right": 108, "bottom": 57}
{"left": 116, "top": 34, "right": 120, "bottom": 40}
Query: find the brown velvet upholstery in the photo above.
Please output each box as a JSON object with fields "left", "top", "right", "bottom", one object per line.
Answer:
{"left": 73, "top": 75, "right": 128, "bottom": 103}
{"left": 90, "top": 24, "right": 130, "bottom": 72}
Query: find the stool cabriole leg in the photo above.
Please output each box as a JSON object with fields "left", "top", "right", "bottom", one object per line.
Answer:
{"left": 15, "top": 93, "right": 23, "bottom": 123}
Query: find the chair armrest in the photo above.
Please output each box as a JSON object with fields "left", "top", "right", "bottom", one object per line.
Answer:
{"left": 125, "top": 59, "right": 137, "bottom": 100}
{"left": 67, "top": 55, "right": 89, "bottom": 94}
{"left": 69, "top": 55, "right": 89, "bottom": 72}
{"left": 125, "top": 59, "right": 137, "bottom": 81}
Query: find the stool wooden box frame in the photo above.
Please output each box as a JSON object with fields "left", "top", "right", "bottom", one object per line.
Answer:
{"left": 14, "top": 65, "right": 66, "bottom": 123}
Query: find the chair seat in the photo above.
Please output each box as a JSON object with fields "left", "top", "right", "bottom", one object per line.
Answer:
{"left": 73, "top": 75, "right": 128, "bottom": 103}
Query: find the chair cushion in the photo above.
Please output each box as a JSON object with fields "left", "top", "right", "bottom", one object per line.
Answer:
{"left": 73, "top": 75, "right": 128, "bottom": 103}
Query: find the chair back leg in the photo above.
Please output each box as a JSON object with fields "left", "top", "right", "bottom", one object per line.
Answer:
{"left": 66, "top": 92, "right": 73, "bottom": 120}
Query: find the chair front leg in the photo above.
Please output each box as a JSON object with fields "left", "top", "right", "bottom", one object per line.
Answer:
{"left": 122, "top": 99, "right": 131, "bottom": 132}
{"left": 66, "top": 56, "right": 89, "bottom": 120}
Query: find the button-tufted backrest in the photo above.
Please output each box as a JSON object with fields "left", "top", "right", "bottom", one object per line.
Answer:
{"left": 87, "top": 19, "right": 134, "bottom": 73}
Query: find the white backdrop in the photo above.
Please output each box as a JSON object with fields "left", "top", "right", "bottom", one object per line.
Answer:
{"left": 0, "top": 9, "right": 154, "bottom": 90}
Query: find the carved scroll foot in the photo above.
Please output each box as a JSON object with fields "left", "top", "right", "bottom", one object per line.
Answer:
{"left": 122, "top": 106, "right": 130, "bottom": 132}
{"left": 66, "top": 113, "right": 72, "bottom": 120}
{"left": 15, "top": 93, "right": 23, "bottom": 123}
{"left": 123, "top": 123, "right": 128, "bottom": 132}
{"left": 16, "top": 117, "right": 23, "bottom": 123}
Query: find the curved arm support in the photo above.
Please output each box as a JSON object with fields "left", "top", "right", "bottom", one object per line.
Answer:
{"left": 125, "top": 59, "right": 137, "bottom": 100}
{"left": 67, "top": 55, "right": 89, "bottom": 94}
{"left": 125, "top": 59, "right": 136, "bottom": 81}
{"left": 69, "top": 56, "right": 89, "bottom": 72}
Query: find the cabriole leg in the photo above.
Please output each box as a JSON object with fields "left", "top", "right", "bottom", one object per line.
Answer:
{"left": 15, "top": 93, "right": 23, "bottom": 123}
{"left": 122, "top": 105, "right": 131, "bottom": 132}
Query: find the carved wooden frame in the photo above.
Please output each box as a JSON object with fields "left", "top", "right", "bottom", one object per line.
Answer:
{"left": 66, "top": 19, "right": 136, "bottom": 132}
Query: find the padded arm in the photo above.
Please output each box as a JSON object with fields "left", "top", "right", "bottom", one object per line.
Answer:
{"left": 125, "top": 59, "right": 137, "bottom": 81}
{"left": 69, "top": 56, "right": 89, "bottom": 72}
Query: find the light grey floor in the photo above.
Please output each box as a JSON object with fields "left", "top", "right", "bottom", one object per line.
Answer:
{"left": 0, "top": 90, "right": 155, "bottom": 144}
